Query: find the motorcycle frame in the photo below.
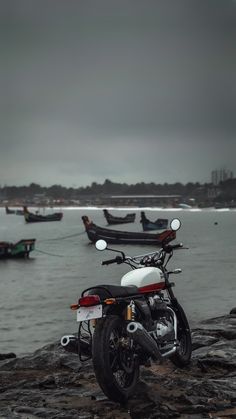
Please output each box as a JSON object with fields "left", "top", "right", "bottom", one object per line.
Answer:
{"left": 77, "top": 268, "right": 187, "bottom": 362}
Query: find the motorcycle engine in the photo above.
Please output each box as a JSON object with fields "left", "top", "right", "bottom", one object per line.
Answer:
{"left": 155, "top": 317, "right": 175, "bottom": 342}
{"left": 148, "top": 295, "right": 175, "bottom": 342}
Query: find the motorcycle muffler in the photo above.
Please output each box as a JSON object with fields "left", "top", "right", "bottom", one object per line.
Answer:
{"left": 127, "top": 322, "right": 162, "bottom": 361}
{"left": 61, "top": 335, "right": 78, "bottom": 354}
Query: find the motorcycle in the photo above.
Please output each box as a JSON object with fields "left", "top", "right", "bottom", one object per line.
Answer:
{"left": 61, "top": 218, "right": 192, "bottom": 403}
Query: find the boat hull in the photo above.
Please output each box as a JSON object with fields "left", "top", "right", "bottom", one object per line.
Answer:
{"left": 82, "top": 216, "right": 175, "bottom": 245}
{"left": 5, "top": 207, "right": 24, "bottom": 215}
{"left": 0, "top": 239, "right": 36, "bottom": 259}
{"left": 23, "top": 207, "right": 63, "bottom": 223}
{"left": 103, "top": 209, "right": 136, "bottom": 225}
{"left": 140, "top": 212, "right": 168, "bottom": 231}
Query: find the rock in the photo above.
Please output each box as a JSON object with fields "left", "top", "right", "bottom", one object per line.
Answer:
{"left": 0, "top": 313, "right": 236, "bottom": 418}
{"left": 0, "top": 353, "right": 16, "bottom": 360}
{"left": 230, "top": 307, "right": 236, "bottom": 315}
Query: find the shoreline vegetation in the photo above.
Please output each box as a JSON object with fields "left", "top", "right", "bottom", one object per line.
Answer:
{"left": 1, "top": 178, "right": 236, "bottom": 208}
{"left": 0, "top": 310, "right": 235, "bottom": 418}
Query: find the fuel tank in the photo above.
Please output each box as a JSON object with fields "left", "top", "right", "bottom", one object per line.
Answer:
{"left": 121, "top": 267, "right": 165, "bottom": 293}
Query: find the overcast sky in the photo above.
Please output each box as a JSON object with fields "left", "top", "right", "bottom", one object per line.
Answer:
{"left": 1, "top": 0, "right": 236, "bottom": 187}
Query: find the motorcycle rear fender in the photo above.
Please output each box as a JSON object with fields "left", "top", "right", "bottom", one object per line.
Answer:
{"left": 103, "top": 298, "right": 150, "bottom": 322}
{"left": 102, "top": 302, "right": 127, "bottom": 318}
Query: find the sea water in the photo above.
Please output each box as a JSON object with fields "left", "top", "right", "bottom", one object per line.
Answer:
{"left": 0, "top": 207, "right": 235, "bottom": 355}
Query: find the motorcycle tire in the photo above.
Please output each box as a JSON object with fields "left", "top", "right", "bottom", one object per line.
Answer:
{"left": 92, "top": 315, "right": 139, "bottom": 403}
{"left": 170, "top": 304, "right": 192, "bottom": 367}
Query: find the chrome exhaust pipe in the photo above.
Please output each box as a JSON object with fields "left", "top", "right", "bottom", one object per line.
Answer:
{"left": 127, "top": 322, "right": 162, "bottom": 361}
{"left": 61, "top": 335, "right": 78, "bottom": 354}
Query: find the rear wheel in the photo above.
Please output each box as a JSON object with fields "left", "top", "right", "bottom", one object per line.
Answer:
{"left": 92, "top": 315, "right": 139, "bottom": 403}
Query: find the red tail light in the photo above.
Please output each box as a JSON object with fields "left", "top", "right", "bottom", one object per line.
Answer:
{"left": 78, "top": 295, "right": 101, "bottom": 307}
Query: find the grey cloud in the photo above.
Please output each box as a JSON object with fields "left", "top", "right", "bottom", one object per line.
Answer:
{"left": 0, "top": 0, "right": 235, "bottom": 186}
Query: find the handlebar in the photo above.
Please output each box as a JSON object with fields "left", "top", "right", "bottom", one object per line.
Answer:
{"left": 163, "top": 243, "right": 183, "bottom": 253}
{"left": 102, "top": 256, "right": 123, "bottom": 266}
{"left": 100, "top": 242, "right": 185, "bottom": 268}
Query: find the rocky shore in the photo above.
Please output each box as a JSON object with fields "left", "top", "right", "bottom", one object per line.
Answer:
{"left": 0, "top": 311, "right": 236, "bottom": 419}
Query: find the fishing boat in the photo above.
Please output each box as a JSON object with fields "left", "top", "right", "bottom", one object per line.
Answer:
{"left": 103, "top": 209, "right": 136, "bottom": 225}
{"left": 0, "top": 239, "right": 36, "bottom": 259}
{"left": 23, "top": 207, "right": 63, "bottom": 223}
{"left": 140, "top": 211, "right": 168, "bottom": 231}
{"left": 5, "top": 206, "right": 24, "bottom": 215}
{"left": 82, "top": 215, "right": 176, "bottom": 245}
{"left": 178, "top": 203, "right": 192, "bottom": 209}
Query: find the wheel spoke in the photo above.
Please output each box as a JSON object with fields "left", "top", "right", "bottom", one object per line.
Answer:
{"left": 108, "top": 326, "right": 136, "bottom": 389}
{"left": 114, "top": 369, "right": 128, "bottom": 387}
{"left": 110, "top": 350, "right": 119, "bottom": 370}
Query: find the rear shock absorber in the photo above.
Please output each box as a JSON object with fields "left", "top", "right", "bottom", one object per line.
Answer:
{"left": 126, "top": 300, "right": 135, "bottom": 321}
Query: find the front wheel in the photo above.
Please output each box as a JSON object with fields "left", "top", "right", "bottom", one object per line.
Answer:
{"left": 170, "top": 304, "right": 192, "bottom": 367}
{"left": 92, "top": 315, "right": 139, "bottom": 403}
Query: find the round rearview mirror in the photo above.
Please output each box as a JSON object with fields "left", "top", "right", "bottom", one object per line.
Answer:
{"left": 95, "top": 239, "right": 107, "bottom": 251}
{"left": 170, "top": 218, "right": 181, "bottom": 231}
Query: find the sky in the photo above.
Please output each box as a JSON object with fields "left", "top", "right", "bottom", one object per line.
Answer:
{"left": 1, "top": 0, "right": 236, "bottom": 187}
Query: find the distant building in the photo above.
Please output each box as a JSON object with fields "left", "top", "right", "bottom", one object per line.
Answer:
{"left": 33, "top": 193, "right": 48, "bottom": 205}
{"left": 0, "top": 189, "right": 6, "bottom": 202}
{"left": 207, "top": 186, "right": 220, "bottom": 199}
{"left": 109, "top": 194, "right": 181, "bottom": 207}
{"left": 76, "top": 194, "right": 182, "bottom": 207}
{"left": 211, "top": 168, "right": 233, "bottom": 186}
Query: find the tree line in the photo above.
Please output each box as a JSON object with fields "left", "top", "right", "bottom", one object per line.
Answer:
{"left": 0, "top": 178, "right": 236, "bottom": 202}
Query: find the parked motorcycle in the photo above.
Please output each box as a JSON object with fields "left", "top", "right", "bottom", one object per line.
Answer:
{"left": 61, "top": 218, "right": 192, "bottom": 403}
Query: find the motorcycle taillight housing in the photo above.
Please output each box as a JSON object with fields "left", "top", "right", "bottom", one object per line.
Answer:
{"left": 78, "top": 295, "right": 101, "bottom": 307}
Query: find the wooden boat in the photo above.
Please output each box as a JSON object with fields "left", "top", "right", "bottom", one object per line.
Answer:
{"left": 177, "top": 203, "right": 192, "bottom": 209}
{"left": 140, "top": 211, "right": 168, "bottom": 231}
{"left": 5, "top": 206, "right": 24, "bottom": 215}
{"left": 214, "top": 203, "right": 227, "bottom": 209}
{"left": 82, "top": 215, "right": 176, "bottom": 245}
{"left": 0, "top": 239, "right": 36, "bottom": 259}
{"left": 103, "top": 209, "right": 136, "bottom": 225}
{"left": 23, "top": 207, "right": 63, "bottom": 223}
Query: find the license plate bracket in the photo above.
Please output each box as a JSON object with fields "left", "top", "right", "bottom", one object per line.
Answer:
{"left": 77, "top": 304, "right": 103, "bottom": 322}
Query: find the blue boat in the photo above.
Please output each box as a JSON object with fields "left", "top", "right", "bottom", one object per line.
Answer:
{"left": 140, "top": 211, "right": 168, "bottom": 231}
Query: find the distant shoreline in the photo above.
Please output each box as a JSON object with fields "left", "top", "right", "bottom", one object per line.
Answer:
{"left": 1, "top": 205, "right": 235, "bottom": 211}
